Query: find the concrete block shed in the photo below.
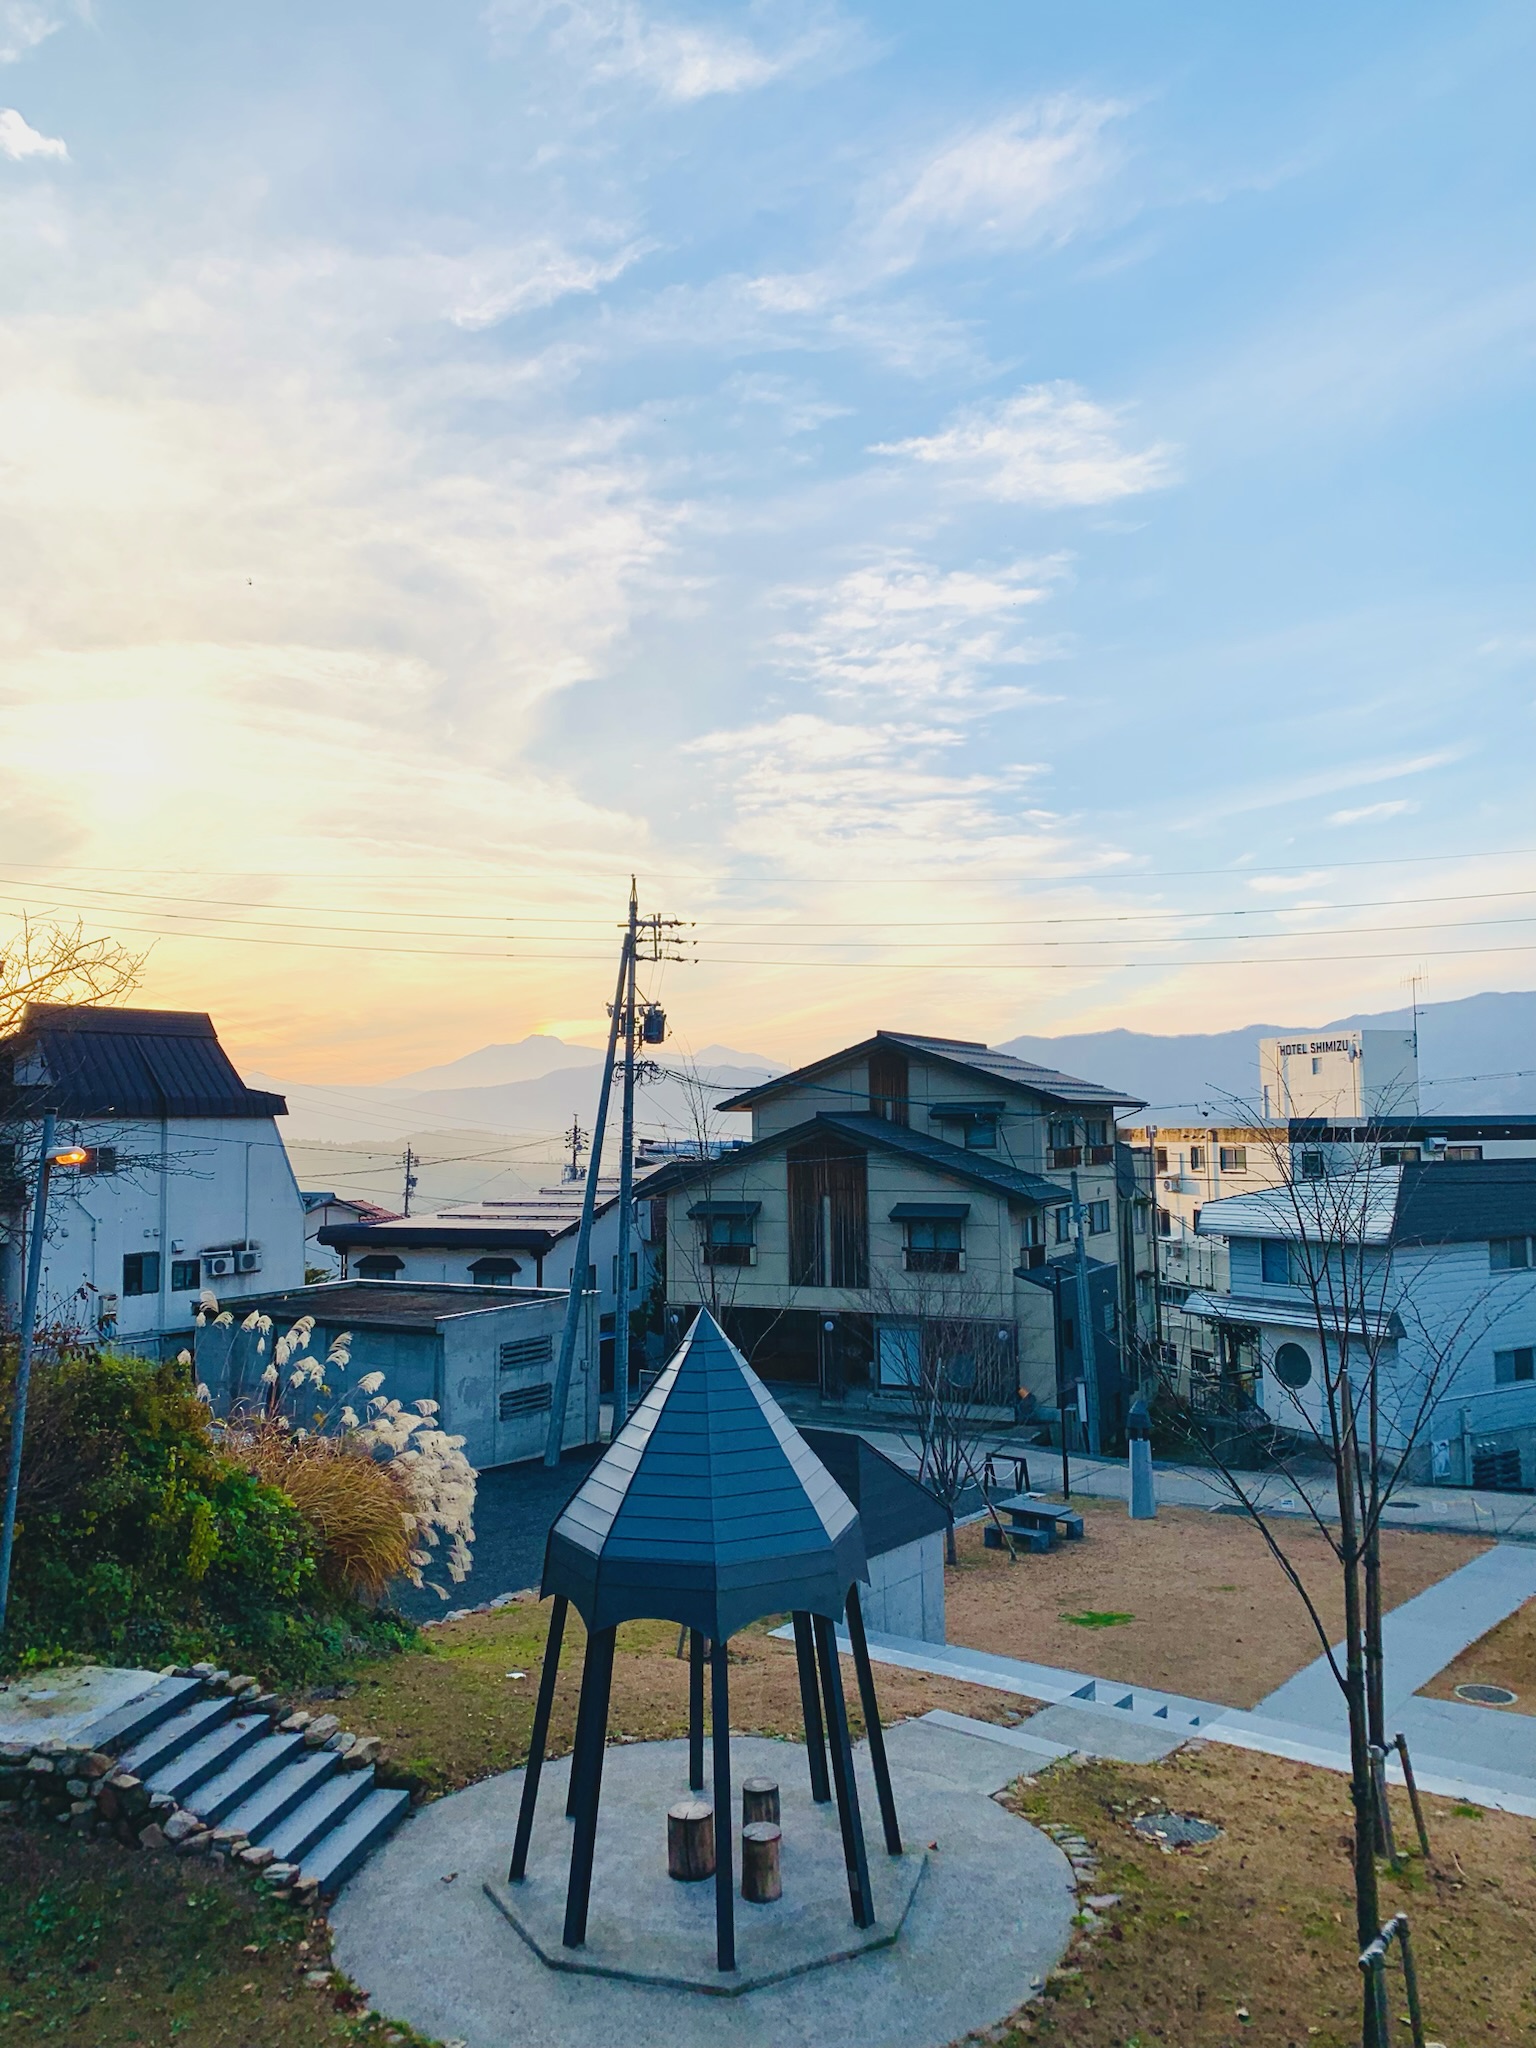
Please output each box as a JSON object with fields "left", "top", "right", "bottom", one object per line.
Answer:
{"left": 800, "top": 1428, "right": 950, "bottom": 1642}
{"left": 194, "top": 1280, "right": 599, "bottom": 1469}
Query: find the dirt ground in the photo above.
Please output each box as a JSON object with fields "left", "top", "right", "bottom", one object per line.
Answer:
{"left": 1421, "top": 1594, "right": 1536, "bottom": 1715}
{"left": 335, "top": 1601, "right": 1025, "bottom": 1795}
{"left": 945, "top": 1498, "right": 1488, "bottom": 1709}
{"left": 1000, "top": 1741, "right": 1536, "bottom": 2047}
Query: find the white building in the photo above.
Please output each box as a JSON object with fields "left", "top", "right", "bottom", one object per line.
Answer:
{"left": 0, "top": 1004, "right": 306, "bottom": 1353}
{"left": 301, "top": 1191, "right": 399, "bottom": 1280}
{"left": 1259, "top": 1028, "right": 1419, "bottom": 1121}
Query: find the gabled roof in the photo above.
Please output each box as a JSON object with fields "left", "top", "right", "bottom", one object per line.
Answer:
{"left": 660, "top": 1109, "right": 1073, "bottom": 1209}
{"left": 0, "top": 1003, "right": 286, "bottom": 1121}
{"left": 715, "top": 1028, "right": 1143, "bottom": 1115}
{"left": 316, "top": 1188, "right": 619, "bottom": 1254}
{"left": 1195, "top": 1177, "right": 1401, "bottom": 1247}
{"left": 800, "top": 1428, "right": 950, "bottom": 1557}
{"left": 1198, "top": 1160, "right": 1536, "bottom": 1250}
{"left": 542, "top": 1309, "right": 867, "bottom": 1637}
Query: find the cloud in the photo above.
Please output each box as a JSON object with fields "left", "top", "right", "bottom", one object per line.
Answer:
{"left": 447, "top": 238, "right": 648, "bottom": 328}
{"left": 486, "top": 0, "right": 844, "bottom": 104}
{"left": 0, "top": 2, "right": 67, "bottom": 64}
{"left": 869, "top": 96, "right": 1126, "bottom": 273}
{"left": 772, "top": 551, "right": 1065, "bottom": 714}
{"left": 875, "top": 382, "right": 1177, "bottom": 507}
{"left": 0, "top": 105, "right": 65, "bottom": 159}
{"left": 1329, "top": 798, "right": 1416, "bottom": 826}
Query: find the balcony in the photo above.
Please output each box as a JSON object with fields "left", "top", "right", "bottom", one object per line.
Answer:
{"left": 1049, "top": 1145, "right": 1081, "bottom": 1169}
{"left": 1086, "top": 1145, "right": 1114, "bottom": 1166}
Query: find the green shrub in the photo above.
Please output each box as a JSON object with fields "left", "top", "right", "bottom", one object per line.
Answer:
{"left": 0, "top": 1344, "right": 414, "bottom": 1684}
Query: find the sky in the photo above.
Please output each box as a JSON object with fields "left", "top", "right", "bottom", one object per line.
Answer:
{"left": 2, "top": 0, "right": 1535, "bottom": 1081}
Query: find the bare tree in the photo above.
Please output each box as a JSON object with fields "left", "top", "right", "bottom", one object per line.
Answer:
{"left": 1163, "top": 1101, "right": 1516, "bottom": 2048}
{"left": 1, "top": 916, "right": 146, "bottom": 1036}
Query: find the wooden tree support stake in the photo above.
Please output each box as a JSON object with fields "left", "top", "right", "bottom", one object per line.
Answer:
{"left": 741, "top": 1821, "right": 782, "bottom": 1903}
{"left": 667, "top": 1800, "right": 716, "bottom": 1882}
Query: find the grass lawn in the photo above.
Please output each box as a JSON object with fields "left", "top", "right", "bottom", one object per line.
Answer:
{"left": 1001, "top": 1741, "right": 1536, "bottom": 2047}
{"left": 946, "top": 1500, "right": 1488, "bottom": 1708}
{"left": 0, "top": 1822, "right": 435, "bottom": 2047}
{"left": 1420, "top": 1594, "right": 1536, "bottom": 1715}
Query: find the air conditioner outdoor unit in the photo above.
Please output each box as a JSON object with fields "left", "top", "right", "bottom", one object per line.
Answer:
{"left": 204, "top": 1252, "right": 236, "bottom": 1279}
{"left": 235, "top": 1248, "right": 262, "bottom": 1275}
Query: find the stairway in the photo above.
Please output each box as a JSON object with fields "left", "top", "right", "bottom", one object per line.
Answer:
{"left": 78, "top": 1675, "right": 410, "bottom": 1895}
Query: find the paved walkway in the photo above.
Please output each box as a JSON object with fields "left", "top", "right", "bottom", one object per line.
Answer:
{"left": 829, "top": 1539, "right": 1536, "bottom": 1818}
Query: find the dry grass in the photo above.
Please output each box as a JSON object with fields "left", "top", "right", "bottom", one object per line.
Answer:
{"left": 999, "top": 1742, "right": 1536, "bottom": 2047}
{"left": 946, "top": 1499, "right": 1487, "bottom": 1708}
{"left": 233, "top": 1429, "right": 412, "bottom": 1601}
{"left": 1421, "top": 1594, "right": 1536, "bottom": 1715}
{"left": 331, "top": 1599, "right": 1025, "bottom": 1796}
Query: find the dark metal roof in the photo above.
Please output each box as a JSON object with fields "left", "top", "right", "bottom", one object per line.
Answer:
{"left": 889, "top": 1200, "right": 970, "bottom": 1219}
{"left": 716, "top": 1029, "right": 1144, "bottom": 1115}
{"left": 799, "top": 1428, "right": 951, "bottom": 1557}
{"left": 1393, "top": 1161, "right": 1536, "bottom": 1246}
{"left": 661, "top": 1109, "right": 1072, "bottom": 1210}
{"left": 542, "top": 1309, "right": 867, "bottom": 1638}
{"left": 1291, "top": 1116, "right": 1536, "bottom": 1141}
{"left": 219, "top": 1279, "right": 561, "bottom": 1334}
{"left": 1, "top": 1003, "right": 286, "bottom": 1120}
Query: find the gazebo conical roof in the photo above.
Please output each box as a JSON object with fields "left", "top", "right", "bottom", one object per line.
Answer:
{"left": 542, "top": 1308, "right": 868, "bottom": 1639}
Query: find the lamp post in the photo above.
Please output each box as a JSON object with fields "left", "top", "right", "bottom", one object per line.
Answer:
{"left": 0, "top": 1115, "right": 88, "bottom": 1640}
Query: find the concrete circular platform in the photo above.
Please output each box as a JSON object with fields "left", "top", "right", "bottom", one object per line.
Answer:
{"left": 331, "top": 1734, "right": 1076, "bottom": 2048}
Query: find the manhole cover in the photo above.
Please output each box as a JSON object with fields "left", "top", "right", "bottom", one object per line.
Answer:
{"left": 1454, "top": 1682, "right": 1518, "bottom": 1706}
{"left": 1131, "top": 1811, "right": 1223, "bottom": 1849}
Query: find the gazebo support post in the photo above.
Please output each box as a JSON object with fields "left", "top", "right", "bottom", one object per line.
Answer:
{"left": 508, "top": 1594, "right": 568, "bottom": 1881}
{"left": 791, "top": 1609, "right": 831, "bottom": 1803}
{"left": 711, "top": 1636, "right": 736, "bottom": 1972}
{"left": 565, "top": 1618, "right": 604, "bottom": 1818}
{"left": 812, "top": 1610, "right": 875, "bottom": 1929}
{"left": 845, "top": 1585, "right": 902, "bottom": 1855}
{"left": 562, "top": 1625, "right": 617, "bottom": 1949}
{"left": 688, "top": 1630, "right": 706, "bottom": 1793}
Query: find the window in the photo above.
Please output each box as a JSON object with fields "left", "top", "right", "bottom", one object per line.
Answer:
{"left": 702, "top": 1213, "right": 756, "bottom": 1266}
{"left": 170, "top": 1257, "right": 200, "bottom": 1292}
{"left": 1298, "top": 1149, "right": 1325, "bottom": 1181}
{"left": 1380, "top": 1146, "right": 1420, "bottom": 1165}
{"left": 1447, "top": 1145, "right": 1484, "bottom": 1162}
{"left": 1156, "top": 1206, "right": 1172, "bottom": 1237}
{"left": 122, "top": 1252, "right": 160, "bottom": 1297}
{"left": 82, "top": 1146, "right": 118, "bottom": 1175}
{"left": 1086, "top": 1199, "right": 1110, "bottom": 1235}
{"left": 1495, "top": 1347, "right": 1536, "bottom": 1385}
{"left": 1188, "top": 1145, "right": 1206, "bottom": 1171}
{"left": 1155, "top": 1147, "right": 1168, "bottom": 1173}
{"left": 1261, "top": 1238, "right": 1291, "bottom": 1285}
{"left": 1083, "top": 1119, "right": 1109, "bottom": 1148}
{"left": 1055, "top": 1206, "right": 1073, "bottom": 1245}
{"left": 787, "top": 1134, "right": 868, "bottom": 1287}
{"left": 963, "top": 1116, "right": 998, "bottom": 1150}
{"left": 1273, "top": 1341, "right": 1313, "bottom": 1389}
{"left": 1190, "top": 1348, "right": 1214, "bottom": 1377}
{"left": 1219, "top": 1146, "right": 1247, "bottom": 1173}
{"left": 902, "top": 1216, "right": 964, "bottom": 1273}
{"left": 1020, "top": 1212, "right": 1044, "bottom": 1247}
{"left": 471, "top": 1257, "right": 523, "bottom": 1285}
{"left": 1491, "top": 1237, "right": 1532, "bottom": 1272}
{"left": 1133, "top": 1204, "right": 1147, "bottom": 1235}
{"left": 1049, "top": 1119, "right": 1076, "bottom": 1151}
{"left": 868, "top": 1048, "right": 910, "bottom": 1126}
{"left": 356, "top": 1253, "right": 403, "bottom": 1280}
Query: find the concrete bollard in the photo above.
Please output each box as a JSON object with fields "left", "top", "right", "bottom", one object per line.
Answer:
{"left": 1127, "top": 1395, "right": 1157, "bottom": 1520}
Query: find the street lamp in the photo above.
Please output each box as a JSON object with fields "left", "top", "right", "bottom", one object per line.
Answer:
{"left": 0, "top": 1115, "right": 87, "bottom": 1639}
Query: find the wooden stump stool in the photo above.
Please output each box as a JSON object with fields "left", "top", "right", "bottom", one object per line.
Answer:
{"left": 667, "top": 1799, "right": 716, "bottom": 1882}
{"left": 741, "top": 1821, "right": 782, "bottom": 1903}
{"left": 742, "top": 1776, "right": 780, "bottom": 1826}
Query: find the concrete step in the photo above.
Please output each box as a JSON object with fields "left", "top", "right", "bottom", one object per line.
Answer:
{"left": 222, "top": 1748, "right": 342, "bottom": 1844}
{"left": 298, "top": 1787, "right": 411, "bottom": 1894}
{"left": 75, "top": 1675, "right": 204, "bottom": 1758}
{"left": 262, "top": 1769, "right": 376, "bottom": 1868}
{"left": 189, "top": 1731, "right": 309, "bottom": 1825}
{"left": 117, "top": 1696, "right": 237, "bottom": 1781}
{"left": 146, "top": 1714, "right": 271, "bottom": 1806}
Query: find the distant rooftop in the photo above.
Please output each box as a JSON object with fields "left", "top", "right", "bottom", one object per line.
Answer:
{"left": 0, "top": 1003, "right": 286, "bottom": 1122}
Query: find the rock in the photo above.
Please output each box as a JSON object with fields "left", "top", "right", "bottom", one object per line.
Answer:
{"left": 28, "top": 1756, "right": 56, "bottom": 1776}
{"left": 163, "top": 1809, "right": 204, "bottom": 1844}
{"left": 148, "top": 1791, "right": 176, "bottom": 1814}
{"left": 292, "top": 1876, "right": 321, "bottom": 1906}
{"left": 304, "top": 1969, "right": 332, "bottom": 1987}
{"left": 79, "top": 1752, "right": 113, "bottom": 1779}
{"left": 278, "top": 1711, "right": 312, "bottom": 1734}
{"left": 1085, "top": 1893, "right": 1121, "bottom": 1910}
{"left": 94, "top": 1784, "right": 122, "bottom": 1821}
{"left": 238, "top": 1844, "right": 276, "bottom": 1870}
{"left": 177, "top": 1830, "right": 212, "bottom": 1856}
{"left": 225, "top": 1674, "right": 258, "bottom": 1694}
{"left": 66, "top": 1779, "right": 89, "bottom": 1799}
{"left": 191, "top": 1661, "right": 219, "bottom": 1678}
{"left": 0, "top": 1741, "right": 32, "bottom": 1764}
{"left": 325, "top": 1730, "right": 355, "bottom": 1754}
{"left": 250, "top": 1693, "right": 280, "bottom": 1715}
{"left": 263, "top": 1863, "right": 298, "bottom": 1887}
{"left": 302, "top": 1715, "right": 340, "bottom": 1749}
{"left": 347, "top": 1736, "right": 381, "bottom": 1767}
{"left": 138, "top": 1822, "right": 169, "bottom": 1850}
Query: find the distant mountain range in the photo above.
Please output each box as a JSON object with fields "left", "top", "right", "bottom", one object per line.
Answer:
{"left": 999, "top": 988, "right": 1536, "bottom": 1118}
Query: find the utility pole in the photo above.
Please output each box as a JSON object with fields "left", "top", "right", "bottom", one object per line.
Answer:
{"left": 402, "top": 1145, "right": 418, "bottom": 1217}
{"left": 562, "top": 1115, "right": 589, "bottom": 1183}
{"left": 1070, "top": 1169, "right": 1103, "bottom": 1458}
{"left": 612, "top": 880, "right": 639, "bottom": 1435}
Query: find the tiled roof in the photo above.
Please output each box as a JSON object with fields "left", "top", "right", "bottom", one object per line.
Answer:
{"left": 0, "top": 1003, "right": 285, "bottom": 1121}
{"left": 218, "top": 1279, "right": 559, "bottom": 1331}
{"left": 715, "top": 1029, "right": 1142, "bottom": 1114}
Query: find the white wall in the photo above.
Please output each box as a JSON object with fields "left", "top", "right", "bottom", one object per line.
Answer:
{"left": 861, "top": 1532, "right": 946, "bottom": 1643}
{"left": 27, "top": 1116, "right": 305, "bottom": 1349}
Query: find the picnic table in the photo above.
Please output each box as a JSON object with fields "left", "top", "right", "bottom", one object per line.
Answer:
{"left": 983, "top": 1491, "right": 1086, "bottom": 1554}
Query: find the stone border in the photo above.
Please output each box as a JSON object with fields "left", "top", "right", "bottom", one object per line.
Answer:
{"left": 0, "top": 1661, "right": 394, "bottom": 1907}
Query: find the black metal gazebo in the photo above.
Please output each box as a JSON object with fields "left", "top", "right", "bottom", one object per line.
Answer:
{"left": 507, "top": 1308, "right": 903, "bottom": 1973}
